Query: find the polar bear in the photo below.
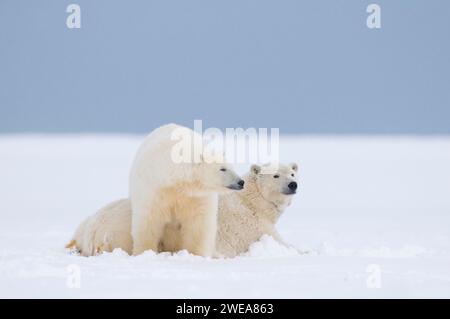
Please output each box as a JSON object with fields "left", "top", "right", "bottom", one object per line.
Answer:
{"left": 130, "top": 124, "right": 245, "bottom": 257}
{"left": 66, "top": 199, "right": 133, "bottom": 257}
{"left": 215, "top": 163, "right": 298, "bottom": 257}
{"left": 67, "top": 163, "right": 298, "bottom": 258}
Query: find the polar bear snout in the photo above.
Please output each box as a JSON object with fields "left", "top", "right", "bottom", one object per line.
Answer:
{"left": 282, "top": 181, "right": 298, "bottom": 195}
{"left": 220, "top": 165, "right": 244, "bottom": 191}
{"left": 227, "top": 179, "right": 245, "bottom": 190}
{"left": 288, "top": 181, "right": 297, "bottom": 191}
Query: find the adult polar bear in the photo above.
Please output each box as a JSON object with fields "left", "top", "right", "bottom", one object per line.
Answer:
{"left": 129, "top": 123, "right": 243, "bottom": 256}
{"left": 68, "top": 163, "right": 298, "bottom": 257}
{"left": 215, "top": 163, "right": 298, "bottom": 257}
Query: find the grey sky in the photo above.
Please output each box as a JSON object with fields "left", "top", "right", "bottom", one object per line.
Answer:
{"left": 0, "top": 0, "right": 449, "bottom": 134}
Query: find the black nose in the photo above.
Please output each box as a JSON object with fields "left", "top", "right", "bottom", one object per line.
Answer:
{"left": 237, "top": 180, "right": 245, "bottom": 187}
{"left": 288, "top": 182, "right": 297, "bottom": 191}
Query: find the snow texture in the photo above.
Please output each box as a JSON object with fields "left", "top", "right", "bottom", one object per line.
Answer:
{"left": 0, "top": 135, "right": 449, "bottom": 298}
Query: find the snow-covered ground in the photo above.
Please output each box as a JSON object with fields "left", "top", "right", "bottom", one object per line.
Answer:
{"left": 1, "top": 135, "right": 449, "bottom": 298}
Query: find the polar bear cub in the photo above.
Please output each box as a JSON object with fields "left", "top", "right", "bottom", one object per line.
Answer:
{"left": 67, "top": 163, "right": 298, "bottom": 258}
{"left": 129, "top": 123, "right": 242, "bottom": 256}
{"left": 66, "top": 199, "right": 133, "bottom": 257}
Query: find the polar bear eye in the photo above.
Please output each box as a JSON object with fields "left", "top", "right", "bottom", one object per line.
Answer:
{"left": 273, "top": 174, "right": 279, "bottom": 178}
{"left": 220, "top": 168, "right": 227, "bottom": 172}
{"left": 291, "top": 174, "right": 295, "bottom": 177}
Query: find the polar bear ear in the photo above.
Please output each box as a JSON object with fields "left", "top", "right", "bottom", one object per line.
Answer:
{"left": 290, "top": 162, "right": 298, "bottom": 172}
{"left": 251, "top": 164, "right": 261, "bottom": 175}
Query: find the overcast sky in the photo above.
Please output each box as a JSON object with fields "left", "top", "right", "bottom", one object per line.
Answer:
{"left": 1, "top": 0, "right": 449, "bottom": 134}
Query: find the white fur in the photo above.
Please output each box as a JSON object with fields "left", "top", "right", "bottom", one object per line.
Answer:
{"left": 216, "top": 163, "right": 298, "bottom": 257}
{"left": 67, "top": 163, "right": 297, "bottom": 258}
{"left": 130, "top": 123, "right": 244, "bottom": 256}
{"left": 66, "top": 123, "right": 240, "bottom": 257}
{"left": 67, "top": 199, "right": 132, "bottom": 256}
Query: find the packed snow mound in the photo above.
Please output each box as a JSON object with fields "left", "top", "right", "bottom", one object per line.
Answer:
{"left": 81, "top": 238, "right": 302, "bottom": 261}
{"left": 241, "top": 235, "right": 300, "bottom": 258}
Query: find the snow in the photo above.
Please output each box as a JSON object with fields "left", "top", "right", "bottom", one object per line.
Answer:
{"left": 0, "top": 135, "right": 449, "bottom": 298}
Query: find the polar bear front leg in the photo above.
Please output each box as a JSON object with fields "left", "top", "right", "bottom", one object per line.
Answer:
{"left": 270, "top": 229, "right": 289, "bottom": 247}
{"left": 179, "top": 195, "right": 218, "bottom": 257}
{"left": 132, "top": 205, "right": 168, "bottom": 255}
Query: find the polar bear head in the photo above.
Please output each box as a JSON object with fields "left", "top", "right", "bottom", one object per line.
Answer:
{"left": 190, "top": 151, "right": 244, "bottom": 193}
{"left": 248, "top": 162, "right": 298, "bottom": 209}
